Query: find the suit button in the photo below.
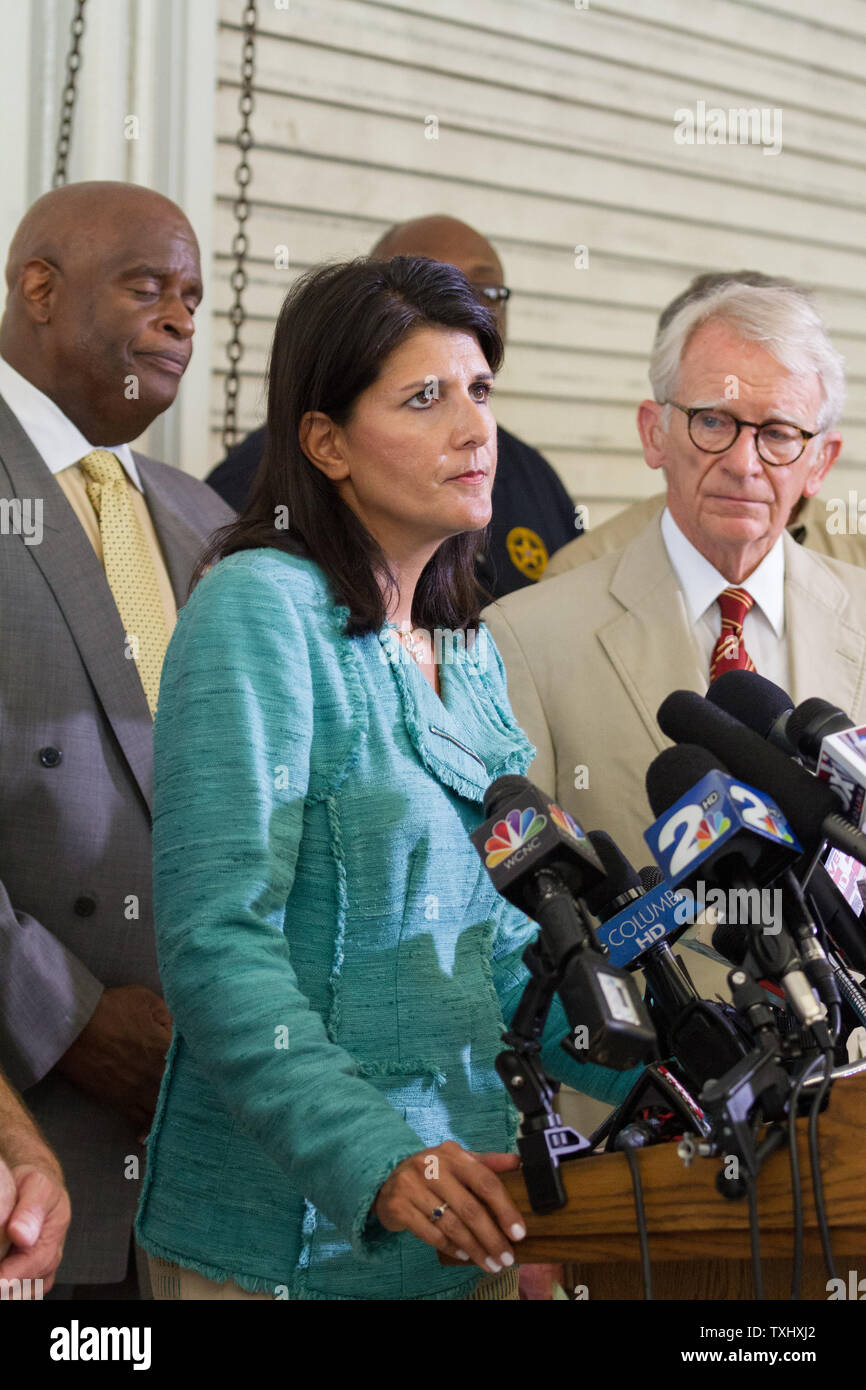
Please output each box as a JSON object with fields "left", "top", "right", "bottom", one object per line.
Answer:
{"left": 39, "top": 746, "right": 62, "bottom": 767}
{"left": 73, "top": 896, "right": 97, "bottom": 917}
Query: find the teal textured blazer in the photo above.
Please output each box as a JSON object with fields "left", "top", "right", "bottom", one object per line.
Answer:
{"left": 135, "top": 549, "right": 637, "bottom": 1299}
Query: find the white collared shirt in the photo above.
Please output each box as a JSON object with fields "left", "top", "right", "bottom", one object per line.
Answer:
{"left": 660, "top": 506, "right": 789, "bottom": 690}
{"left": 0, "top": 353, "right": 178, "bottom": 636}
{"left": 0, "top": 354, "right": 141, "bottom": 487}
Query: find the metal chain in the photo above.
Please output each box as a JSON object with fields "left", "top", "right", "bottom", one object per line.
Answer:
{"left": 52, "top": 0, "right": 88, "bottom": 188}
{"left": 222, "top": 1, "right": 258, "bottom": 454}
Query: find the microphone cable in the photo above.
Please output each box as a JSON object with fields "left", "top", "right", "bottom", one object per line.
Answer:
{"left": 806, "top": 891, "right": 854, "bottom": 1037}
{"left": 787, "top": 1052, "right": 827, "bottom": 1299}
{"left": 808, "top": 1048, "right": 837, "bottom": 1286}
{"left": 744, "top": 1170, "right": 764, "bottom": 1301}
{"left": 623, "top": 1146, "right": 653, "bottom": 1300}
{"left": 829, "top": 952, "right": 866, "bottom": 1029}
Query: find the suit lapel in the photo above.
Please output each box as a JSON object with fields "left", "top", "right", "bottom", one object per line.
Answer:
{"left": 0, "top": 397, "right": 155, "bottom": 812}
{"left": 597, "top": 517, "right": 707, "bottom": 751}
{"left": 784, "top": 532, "right": 866, "bottom": 717}
{"left": 135, "top": 454, "right": 209, "bottom": 610}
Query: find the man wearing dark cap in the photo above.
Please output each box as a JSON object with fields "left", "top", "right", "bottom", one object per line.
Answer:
{"left": 206, "top": 215, "right": 581, "bottom": 598}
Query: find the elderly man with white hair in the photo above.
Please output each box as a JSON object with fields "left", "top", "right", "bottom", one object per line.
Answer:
{"left": 547, "top": 272, "right": 866, "bottom": 573}
{"left": 484, "top": 270, "right": 866, "bottom": 870}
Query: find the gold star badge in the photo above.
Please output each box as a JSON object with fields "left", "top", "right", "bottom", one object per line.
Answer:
{"left": 506, "top": 527, "right": 549, "bottom": 581}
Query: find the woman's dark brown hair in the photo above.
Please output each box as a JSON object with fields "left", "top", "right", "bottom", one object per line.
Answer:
{"left": 193, "top": 255, "right": 503, "bottom": 634}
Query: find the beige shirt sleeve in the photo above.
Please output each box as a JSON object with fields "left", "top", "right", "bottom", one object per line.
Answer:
{"left": 54, "top": 463, "right": 178, "bottom": 640}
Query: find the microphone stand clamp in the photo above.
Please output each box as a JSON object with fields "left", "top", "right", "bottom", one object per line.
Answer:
{"left": 496, "top": 938, "right": 592, "bottom": 1213}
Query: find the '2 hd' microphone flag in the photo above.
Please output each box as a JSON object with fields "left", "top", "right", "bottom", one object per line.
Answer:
{"left": 644, "top": 768, "right": 801, "bottom": 889}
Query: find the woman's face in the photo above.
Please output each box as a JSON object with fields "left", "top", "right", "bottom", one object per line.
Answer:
{"left": 316, "top": 325, "right": 497, "bottom": 559}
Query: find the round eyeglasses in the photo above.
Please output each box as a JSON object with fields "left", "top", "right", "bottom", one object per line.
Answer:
{"left": 667, "top": 402, "right": 818, "bottom": 466}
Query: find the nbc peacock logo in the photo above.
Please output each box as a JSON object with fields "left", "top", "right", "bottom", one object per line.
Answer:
{"left": 759, "top": 807, "right": 795, "bottom": 844}
{"left": 484, "top": 807, "right": 547, "bottom": 868}
{"left": 550, "top": 803, "right": 585, "bottom": 843}
{"left": 695, "top": 810, "right": 731, "bottom": 850}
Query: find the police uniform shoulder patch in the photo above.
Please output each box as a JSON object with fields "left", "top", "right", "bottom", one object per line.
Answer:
{"left": 506, "top": 526, "right": 549, "bottom": 581}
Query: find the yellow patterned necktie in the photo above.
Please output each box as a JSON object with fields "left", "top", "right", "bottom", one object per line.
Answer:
{"left": 78, "top": 449, "right": 170, "bottom": 718}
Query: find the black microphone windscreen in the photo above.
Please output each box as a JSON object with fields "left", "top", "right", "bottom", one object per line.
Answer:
{"left": 786, "top": 697, "right": 852, "bottom": 761}
{"left": 645, "top": 743, "right": 727, "bottom": 820}
{"left": 583, "top": 830, "right": 641, "bottom": 917}
{"left": 483, "top": 773, "right": 532, "bottom": 818}
{"left": 711, "top": 919, "right": 749, "bottom": 965}
{"left": 706, "top": 671, "right": 792, "bottom": 737}
{"left": 657, "top": 689, "right": 842, "bottom": 851}
{"left": 639, "top": 864, "right": 664, "bottom": 891}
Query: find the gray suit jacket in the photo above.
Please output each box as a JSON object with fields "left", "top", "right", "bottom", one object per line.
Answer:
{"left": 0, "top": 393, "right": 235, "bottom": 1283}
{"left": 484, "top": 513, "right": 866, "bottom": 870}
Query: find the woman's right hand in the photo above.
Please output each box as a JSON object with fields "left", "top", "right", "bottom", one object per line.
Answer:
{"left": 373, "top": 1141, "right": 526, "bottom": 1274}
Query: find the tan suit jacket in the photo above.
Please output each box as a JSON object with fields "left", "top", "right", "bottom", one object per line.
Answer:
{"left": 484, "top": 513, "right": 866, "bottom": 871}
{"left": 549, "top": 493, "right": 866, "bottom": 576}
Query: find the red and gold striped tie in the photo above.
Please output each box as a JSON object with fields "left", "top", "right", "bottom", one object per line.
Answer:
{"left": 709, "top": 587, "right": 756, "bottom": 683}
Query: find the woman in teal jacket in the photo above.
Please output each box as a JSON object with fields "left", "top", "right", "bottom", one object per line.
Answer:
{"left": 135, "top": 256, "right": 637, "bottom": 1300}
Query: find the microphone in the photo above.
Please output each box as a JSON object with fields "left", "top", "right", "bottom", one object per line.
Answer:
{"left": 582, "top": 829, "right": 643, "bottom": 922}
{"left": 474, "top": 773, "right": 606, "bottom": 905}
{"left": 644, "top": 742, "right": 801, "bottom": 892}
{"left": 711, "top": 917, "right": 748, "bottom": 966}
{"left": 706, "top": 673, "right": 852, "bottom": 769}
{"left": 789, "top": 701, "right": 866, "bottom": 829}
{"left": 707, "top": 671, "right": 796, "bottom": 756}
{"left": 657, "top": 689, "right": 866, "bottom": 864}
{"left": 787, "top": 697, "right": 855, "bottom": 770}
{"left": 645, "top": 743, "right": 825, "bottom": 1029}
{"left": 588, "top": 828, "right": 749, "bottom": 1089}
{"left": 807, "top": 856, "right": 866, "bottom": 975}
{"left": 587, "top": 829, "right": 692, "bottom": 977}
{"left": 471, "top": 776, "right": 656, "bottom": 1068}
{"left": 589, "top": 833, "right": 717, "bottom": 981}
{"left": 710, "top": 676, "right": 866, "bottom": 832}
{"left": 709, "top": 882, "right": 841, "bottom": 1031}
{"left": 706, "top": 672, "right": 864, "bottom": 994}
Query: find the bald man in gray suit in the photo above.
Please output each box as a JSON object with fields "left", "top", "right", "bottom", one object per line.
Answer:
{"left": 0, "top": 183, "right": 234, "bottom": 1296}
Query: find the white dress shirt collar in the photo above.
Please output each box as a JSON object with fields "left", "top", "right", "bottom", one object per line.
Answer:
{"left": 0, "top": 354, "right": 142, "bottom": 490}
{"left": 661, "top": 505, "right": 785, "bottom": 637}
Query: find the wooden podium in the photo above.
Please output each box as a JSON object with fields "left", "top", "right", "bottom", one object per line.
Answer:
{"left": 491, "top": 1071, "right": 866, "bottom": 1299}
